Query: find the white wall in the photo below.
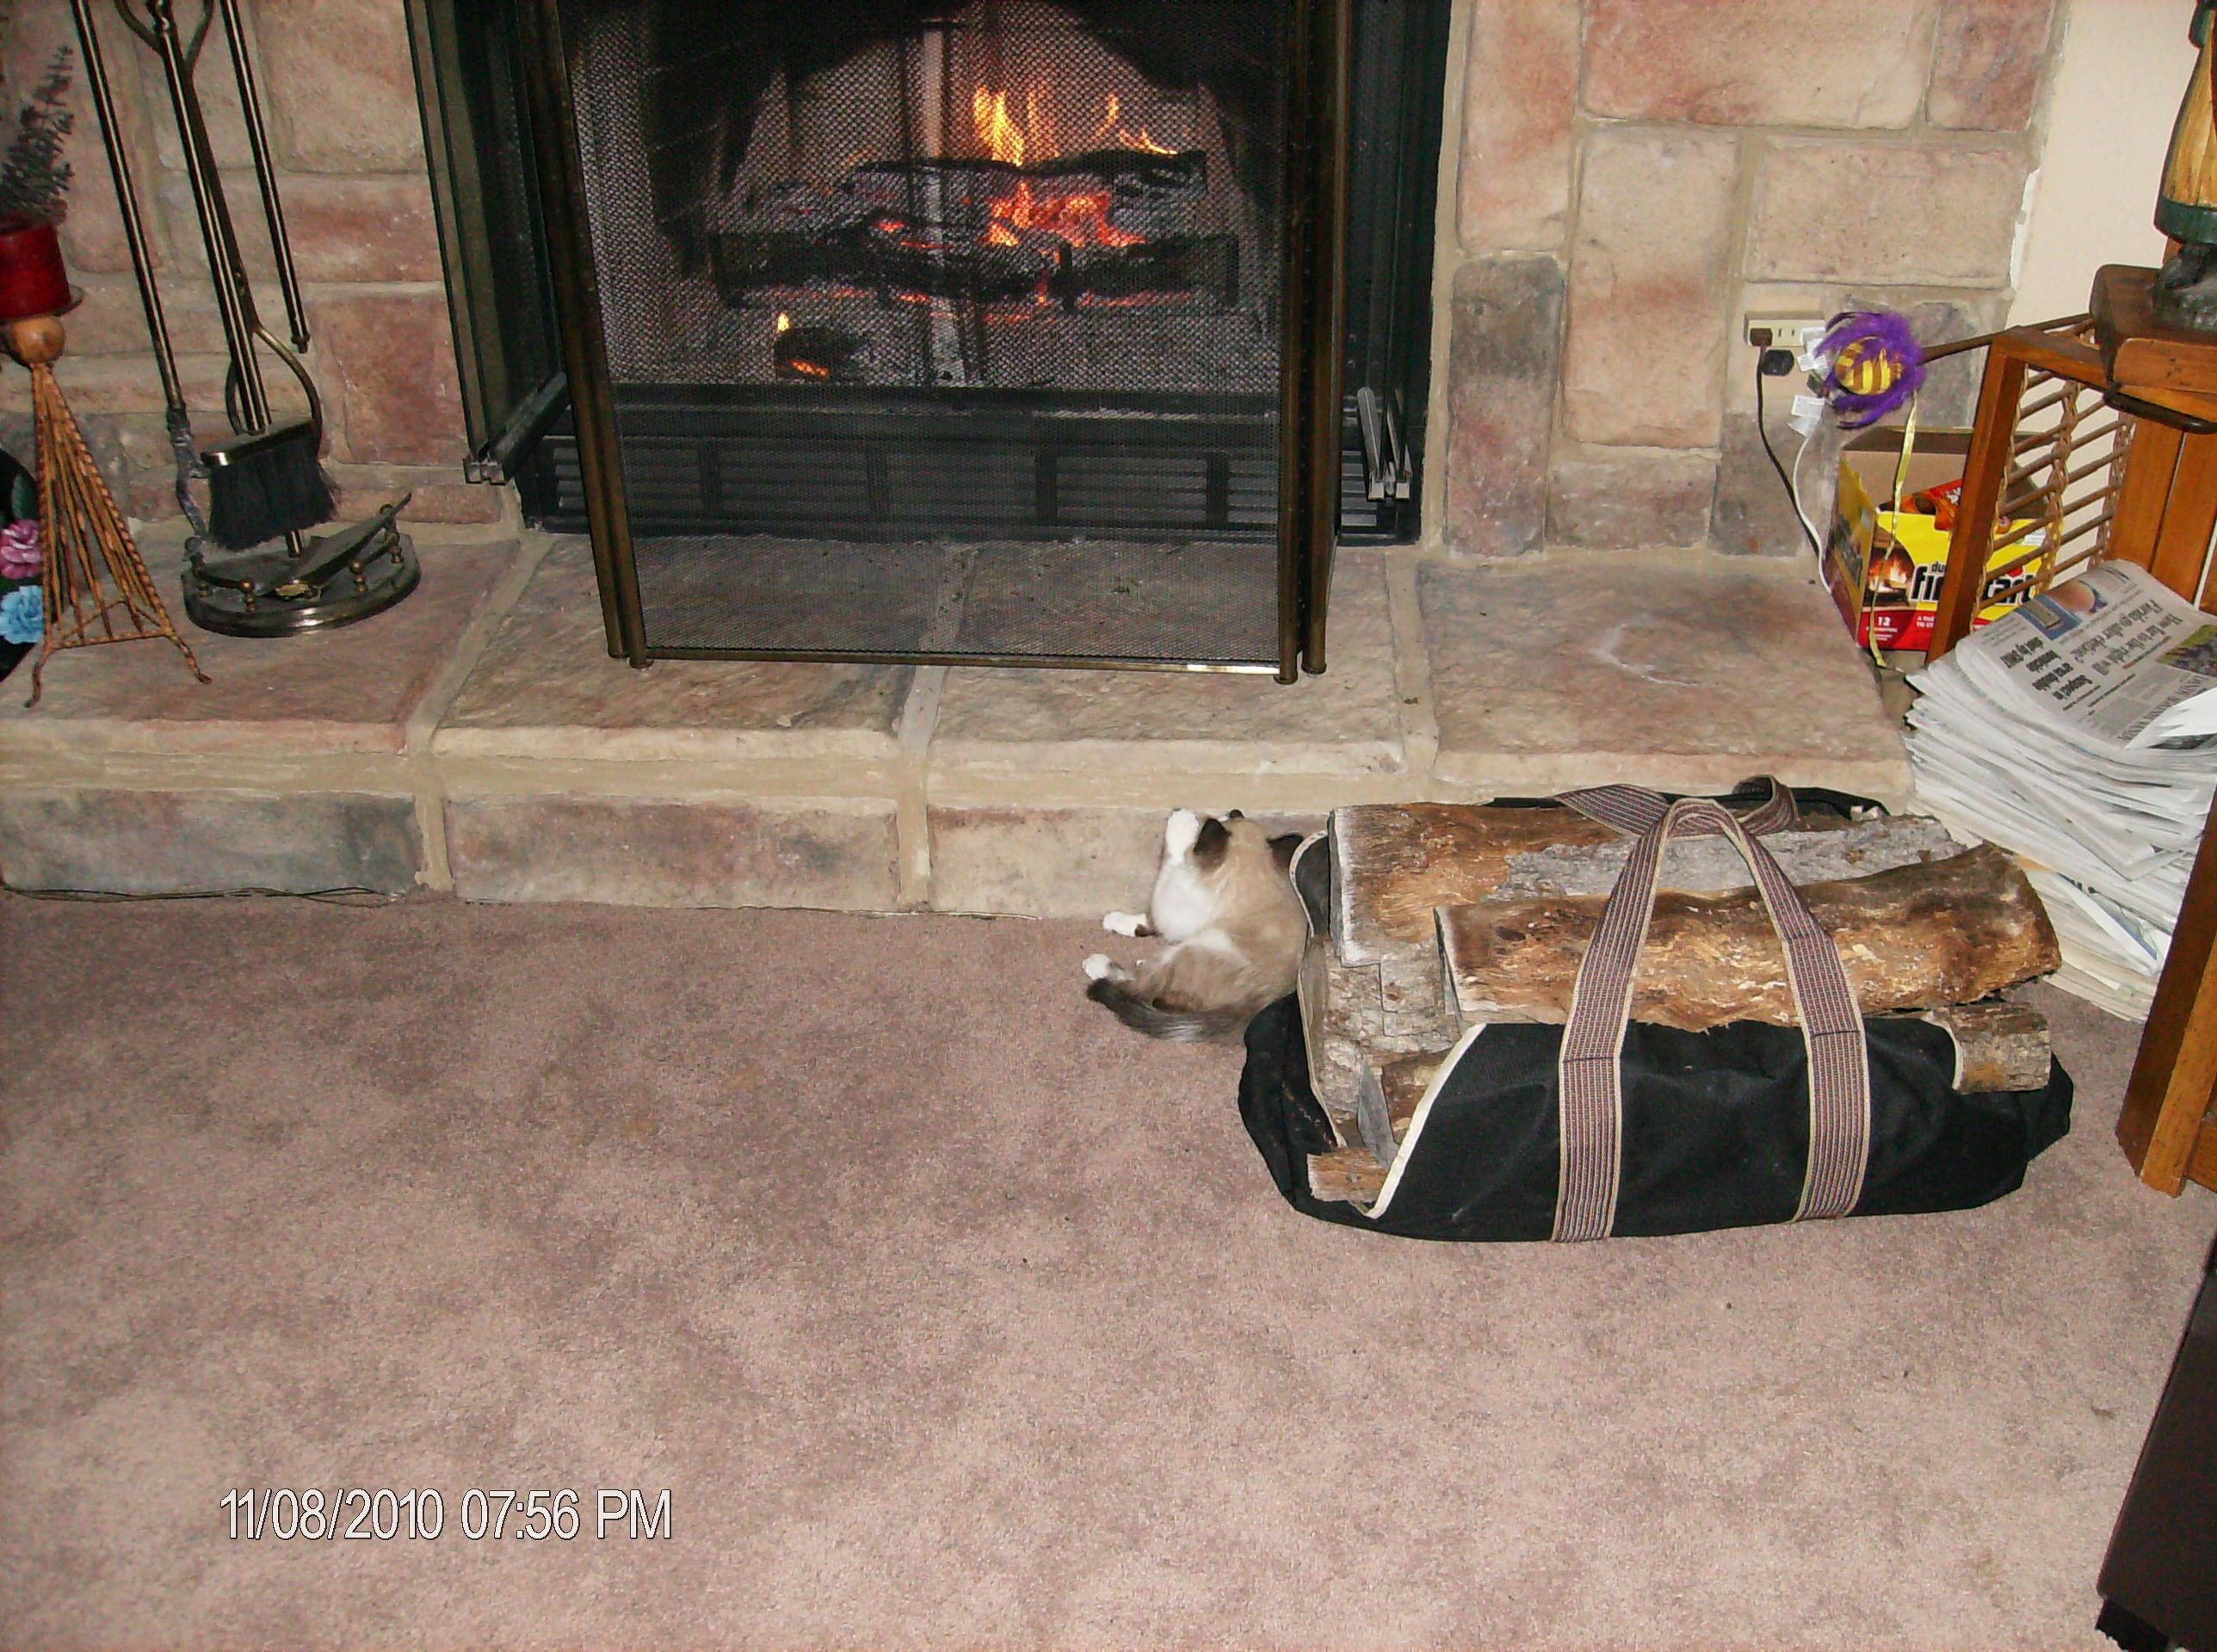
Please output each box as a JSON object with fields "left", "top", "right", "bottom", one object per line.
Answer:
{"left": 2012, "top": 0, "right": 2196, "bottom": 323}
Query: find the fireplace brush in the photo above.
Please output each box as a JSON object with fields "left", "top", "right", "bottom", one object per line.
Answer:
{"left": 70, "top": 0, "right": 416, "bottom": 637}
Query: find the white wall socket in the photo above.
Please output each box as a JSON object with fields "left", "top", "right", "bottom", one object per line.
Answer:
{"left": 1744, "top": 314, "right": 1830, "bottom": 357}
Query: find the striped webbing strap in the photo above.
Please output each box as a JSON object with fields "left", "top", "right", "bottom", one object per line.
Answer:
{"left": 1549, "top": 795, "right": 1872, "bottom": 1243}
{"left": 1558, "top": 779, "right": 1802, "bottom": 839}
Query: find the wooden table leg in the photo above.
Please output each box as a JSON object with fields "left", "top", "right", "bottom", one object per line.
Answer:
{"left": 2121, "top": 787, "right": 2217, "bottom": 1193}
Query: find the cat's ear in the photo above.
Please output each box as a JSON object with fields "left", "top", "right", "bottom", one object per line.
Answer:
{"left": 1226, "top": 809, "right": 1244, "bottom": 820}
{"left": 1269, "top": 833, "right": 1301, "bottom": 873}
{"left": 1193, "top": 814, "right": 1231, "bottom": 867}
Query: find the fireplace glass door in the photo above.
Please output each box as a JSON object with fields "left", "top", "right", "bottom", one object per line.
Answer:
{"left": 521, "top": 0, "right": 1347, "bottom": 675}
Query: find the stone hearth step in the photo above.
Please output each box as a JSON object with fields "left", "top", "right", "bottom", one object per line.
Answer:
{"left": 0, "top": 533, "right": 1911, "bottom": 916}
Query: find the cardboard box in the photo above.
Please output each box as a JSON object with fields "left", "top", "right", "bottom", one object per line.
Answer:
{"left": 1822, "top": 426, "right": 2047, "bottom": 652}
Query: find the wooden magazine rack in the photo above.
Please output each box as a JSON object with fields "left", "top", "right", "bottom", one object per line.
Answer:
{"left": 1929, "top": 265, "right": 2217, "bottom": 1195}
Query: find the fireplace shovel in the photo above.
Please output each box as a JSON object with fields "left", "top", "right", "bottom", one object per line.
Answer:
{"left": 72, "top": 0, "right": 418, "bottom": 637}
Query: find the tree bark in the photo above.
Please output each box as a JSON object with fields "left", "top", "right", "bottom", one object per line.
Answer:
{"left": 1439, "top": 844, "right": 2060, "bottom": 1032}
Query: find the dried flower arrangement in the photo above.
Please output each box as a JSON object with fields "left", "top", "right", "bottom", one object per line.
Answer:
{"left": 0, "top": 41, "right": 73, "bottom": 231}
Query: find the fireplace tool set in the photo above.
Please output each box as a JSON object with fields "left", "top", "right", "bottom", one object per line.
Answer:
{"left": 69, "top": 0, "right": 417, "bottom": 637}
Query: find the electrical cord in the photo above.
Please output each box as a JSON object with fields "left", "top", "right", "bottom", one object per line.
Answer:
{"left": 1754, "top": 352, "right": 1821, "bottom": 557}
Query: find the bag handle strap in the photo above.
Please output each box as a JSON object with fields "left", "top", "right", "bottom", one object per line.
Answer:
{"left": 1558, "top": 778, "right": 1801, "bottom": 839}
{"left": 1552, "top": 796, "right": 1871, "bottom": 1242}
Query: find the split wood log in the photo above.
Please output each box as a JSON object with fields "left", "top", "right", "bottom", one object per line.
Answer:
{"left": 1331, "top": 804, "right": 1621, "bottom": 965}
{"left": 1307, "top": 1145, "right": 1386, "bottom": 1205}
{"left": 1312, "top": 1002, "right": 2055, "bottom": 1205}
{"left": 1312, "top": 804, "right": 1948, "bottom": 1106}
{"left": 1438, "top": 843, "right": 2061, "bottom": 1032}
{"left": 1299, "top": 934, "right": 1454, "bottom": 1119}
{"left": 1918, "top": 1000, "right": 2053, "bottom": 1091}
{"left": 1490, "top": 817, "right": 1957, "bottom": 902}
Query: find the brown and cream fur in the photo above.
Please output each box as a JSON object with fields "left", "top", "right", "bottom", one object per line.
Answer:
{"left": 1084, "top": 810, "right": 1308, "bottom": 1043}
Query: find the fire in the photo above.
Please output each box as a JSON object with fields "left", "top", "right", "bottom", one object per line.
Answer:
{"left": 997, "top": 179, "right": 1140, "bottom": 248}
{"left": 973, "top": 88, "right": 1027, "bottom": 167}
{"left": 775, "top": 311, "right": 792, "bottom": 334}
{"left": 972, "top": 84, "right": 1175, "bottom": 165}
{"left": 968, "top": 83, "right": 1155, "bottom": 253}
{"left": 1092, "top": 92, "right": 1173, "bottom": 157}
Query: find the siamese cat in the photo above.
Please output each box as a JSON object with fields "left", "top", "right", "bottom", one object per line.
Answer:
{"left": 1084, "top": 809, "right": 1307, "bottom": 1043}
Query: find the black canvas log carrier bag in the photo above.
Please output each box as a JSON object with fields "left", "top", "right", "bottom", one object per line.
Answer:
{"left": 1241, "top": 787, "right": 2074, "bottom": 1242}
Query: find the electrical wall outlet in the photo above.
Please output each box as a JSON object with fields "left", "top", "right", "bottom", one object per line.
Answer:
{"left": 1744, "top": 313, "right": 1830, "bottom": 359}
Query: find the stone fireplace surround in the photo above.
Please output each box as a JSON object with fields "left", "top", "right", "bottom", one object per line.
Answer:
{"left": 0, "top": 0, "right": 2063, "bottom": 909}
{"left": 0, "top": 0, "right": 2061, "bottom": 562}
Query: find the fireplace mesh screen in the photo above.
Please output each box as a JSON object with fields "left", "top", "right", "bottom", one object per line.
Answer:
{"left": 553, "top": 0, "right": 1293, "bottom": 667}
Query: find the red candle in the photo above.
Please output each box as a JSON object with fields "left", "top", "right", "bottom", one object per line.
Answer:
{"left": 0, "top": 220, "right": 72, "bottom": 324}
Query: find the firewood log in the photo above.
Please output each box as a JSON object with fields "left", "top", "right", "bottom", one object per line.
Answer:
{"left": 1306, "top": 1001, "right": 2055, "bottom": 1205}
{"left": 1438, "top": 844, "right": 2060, "bottom": 1032}
{"left": 1917, "top": 1000, "right": 2053, "bottom": 1092}
{"left": 1306, "top": 803, "right": 1955, "bottom": 1111}
{"left": 1307, "top": 1146, "right": 1386, "bottom": 1205}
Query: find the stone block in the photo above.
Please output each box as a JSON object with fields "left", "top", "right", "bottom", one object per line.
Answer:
{"left": 329, "top": 466, "right": 505, "bottom": 527}
{"left": 0, "top": 787, "right": 422, "bottom": 895}
{"left": 287, "top": 176, "right": 445, "bottom": 283}
{"left": 1584, "top": 0, "right": 1930, "bottom": 128}
{"left": 1440, "top": 255, "right": 1563, "bottom": 558}
{"left": 1749, "top": 140, "right": 2029, "bottom": 286}
{"left": 9, "top": 353, "right": 275, "bottom": 422}
{"left": 248, "top": 0, "right": 426, "bottom": 174}
{"left": 926, "top": 805, "right": 1322, "bottom": 919}
{"left": 159, "top": 173, "right": 444, "bottom": 287}
{"left": 1710, "top": 411, "right": 1819, "bottom": 558}
{"left": 57, "top": 276, "right": 227, "bottom": 360}
{"left": 1456, "top": 0, "right": 1579, "bottom": 252}
{"left": 437, "top": 539, "right": 910, "bottom": 764}
{"left": 1561, "top": 127, "right": 1739, "bottom": 448}
{"left": 311, "top": 289, "right": 468, "bottom": 466}
{"left": 1547, "top": 447, "right": 1717, "bottom": 551}
{"left": 0, "top": 539, "right": 517, "bottom": 758}
{"left": 443, "top": 794, "right": 901, "bottom": 910}
{"left": 76, "top": 412, "right": 187, "bottom": 522}
{"left": 928, "top": 551, "right": 1403, "bottom": 776}
{"left": 1928, "top": 0, "right": 2058, "bottom": 130}
{"left": 928, "top": 804, "right": 1169, "bottom": 918}
{"left": 1419, "top": 553, "right": 1912, "bottom": 804}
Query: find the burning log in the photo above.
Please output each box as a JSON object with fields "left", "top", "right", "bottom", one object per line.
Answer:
{"left": 848, "top": 149, "right": 1208, "bottom": 239}
{"left": 713, "top": 147, "right": 1232, "bottom": 311}
{"left": 772, "top": 319, "right": 868, "bottom": 382}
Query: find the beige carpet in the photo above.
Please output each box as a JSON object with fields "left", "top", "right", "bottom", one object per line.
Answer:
{"left": 2, "top": 891, "right": 2213, "bottom": 1650}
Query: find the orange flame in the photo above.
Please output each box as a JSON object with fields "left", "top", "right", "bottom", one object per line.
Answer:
{"left": 966, "top": 83, "right": 1157, "bottom": 252}
{"left": 1091, "top": 92, "right": 1174, "bottom": 156}
{"left": 973, "top": 88, "right": 1026, "bottom": 166}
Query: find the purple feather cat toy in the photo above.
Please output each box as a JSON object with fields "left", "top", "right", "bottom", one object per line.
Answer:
{"left": 1815, "top": 310, "right": 1926, "bottom": 428}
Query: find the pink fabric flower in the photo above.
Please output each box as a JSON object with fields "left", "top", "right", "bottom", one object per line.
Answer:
{"left": 0, "top": 519, "right": 42, "bottom": 581}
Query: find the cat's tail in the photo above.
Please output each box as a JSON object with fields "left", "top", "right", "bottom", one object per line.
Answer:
{"left": 1086, "top": 977, "right": 1254, "bottom": 1044}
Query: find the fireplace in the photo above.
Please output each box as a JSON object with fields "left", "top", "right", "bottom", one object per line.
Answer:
{"left": 407, "top": 0, "right": 1446, "bottom": 678}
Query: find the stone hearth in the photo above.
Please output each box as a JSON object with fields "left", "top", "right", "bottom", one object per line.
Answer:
{"left": 0, "top": 531, "right": 1911, "bottom": 916}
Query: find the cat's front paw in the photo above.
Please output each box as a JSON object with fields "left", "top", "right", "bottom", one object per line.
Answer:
{"left": 1102, "top": 910, "right": 1150, "bottom": 937}
{"left": 1164, "top": 808, "right": 1201, "bottom": 856}
{"left": 1082, "top": 952, "right": 1118, "bottom": 982}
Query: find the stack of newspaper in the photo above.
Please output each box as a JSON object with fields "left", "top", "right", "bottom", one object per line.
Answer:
{"left": 1905, "top": 560, "right": 2217, "bottom": 1019}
